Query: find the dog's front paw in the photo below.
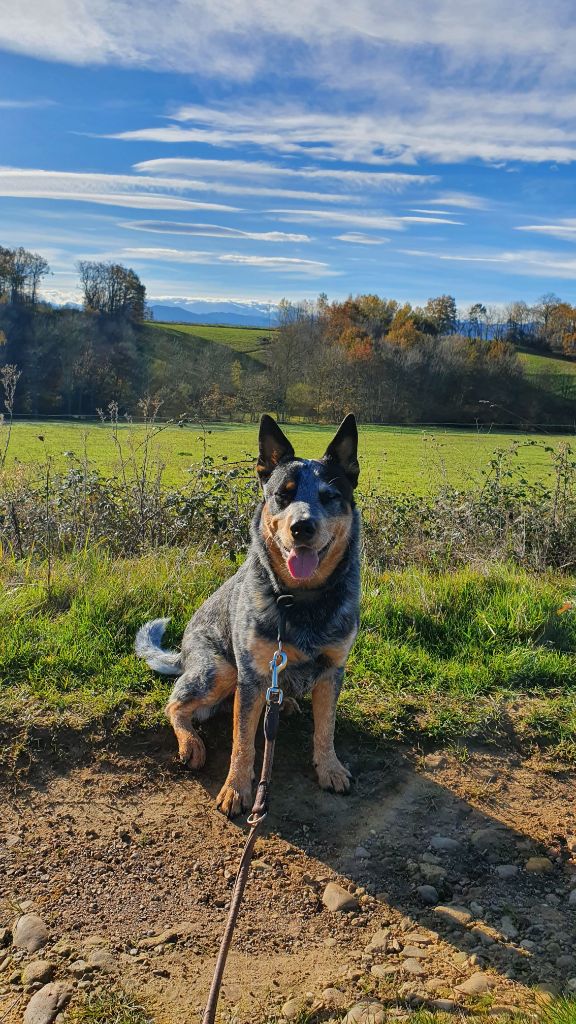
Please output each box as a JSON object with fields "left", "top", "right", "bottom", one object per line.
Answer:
{"left": 216, "top": 779, "right": 252, "bottom": 818}
{"left": 178, "top": 733, "right": 206, "bottom": 770}
{"left": 315, "top": 756, "right": 352, "bottom": 794}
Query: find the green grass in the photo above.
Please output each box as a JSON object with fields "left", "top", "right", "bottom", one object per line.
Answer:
{"left": 5, "top": 420, "right": 575, "bottom": 492}
{"left": 65, "top": 992, "right": 152, "bottom": 1024}
{"left": 1, "top": 549, "right": 575, "bottom": 758}
{"left": 148, "top": 320, "right": 273, "bottom": 362}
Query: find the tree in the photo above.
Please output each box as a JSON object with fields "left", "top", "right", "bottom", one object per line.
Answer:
{"left": 466, "top": 303, "right": 487, "bottom": 340}
{"left": 424, "top": 295, "right": 457, "bottom": 335}
{"left": 77, "top": 261, "right": 146, "bottom": 320}
{"left": 0, "top": 246, "right": 49, "bottom": 305}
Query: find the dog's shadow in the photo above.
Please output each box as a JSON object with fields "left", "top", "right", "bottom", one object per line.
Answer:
{"left": 184, "top": 703, "right": 575, "bottom": 1003}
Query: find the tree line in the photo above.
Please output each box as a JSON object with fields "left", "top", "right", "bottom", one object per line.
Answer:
{"left": 0, "top": 246, "right": 575, "bottom": 424}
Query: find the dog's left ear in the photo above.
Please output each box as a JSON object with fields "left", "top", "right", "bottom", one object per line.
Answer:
{"left": 257, "top": 414, "right": 295, "bottom": 483}
{"left": 322, "top": 413, "right": 359, "bottom": 488}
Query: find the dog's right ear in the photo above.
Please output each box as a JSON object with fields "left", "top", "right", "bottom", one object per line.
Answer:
{"left": 257, "top": 414, "right": 295, "bottom": 484}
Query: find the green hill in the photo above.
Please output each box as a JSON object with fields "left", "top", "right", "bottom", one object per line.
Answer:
{"left": 147, "top": 321, "right": 274, "bottom": 364}
{"left": 518, "top": 349, "right": 576, "bottom": 400}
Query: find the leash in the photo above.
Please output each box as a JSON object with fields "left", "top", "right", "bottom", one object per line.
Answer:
{"left": 201, "top": 594, "right": 294, "bottom": 1024}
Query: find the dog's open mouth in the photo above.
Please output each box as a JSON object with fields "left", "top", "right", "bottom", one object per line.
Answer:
{"left": 285, "top": 539, "right": 332, "bottom": 580}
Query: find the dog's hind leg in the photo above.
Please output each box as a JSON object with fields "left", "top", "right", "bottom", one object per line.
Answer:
{"left": 166, "top": 657, "right": 237, "bottom": 768}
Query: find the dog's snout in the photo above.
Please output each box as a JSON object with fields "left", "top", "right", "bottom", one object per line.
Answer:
{"left": 290, "top": 518, "right": 316, "bottom": 541}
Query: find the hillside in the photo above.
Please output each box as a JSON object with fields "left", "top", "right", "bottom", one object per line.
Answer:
{"left": 146, "top": 320, "right": 275, "bottom": 364}
{"left": 518, "top": 349, "right": 576, "bottom": 400}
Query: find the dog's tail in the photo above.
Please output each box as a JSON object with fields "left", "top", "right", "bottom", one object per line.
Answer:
{"left": 135, "top": 618, "right": 183, "bottom": 675}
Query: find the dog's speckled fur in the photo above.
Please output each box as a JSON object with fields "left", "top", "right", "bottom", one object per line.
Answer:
{"left": 135, "top": 414, "right": 360, "bottom": 817}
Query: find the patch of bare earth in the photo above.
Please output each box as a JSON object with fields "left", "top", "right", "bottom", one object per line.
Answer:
{"left": 1, "top": 715, "right": 576, "bottom": 1023}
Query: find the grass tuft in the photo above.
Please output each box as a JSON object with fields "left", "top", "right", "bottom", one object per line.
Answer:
{"left": 65, "top": 992, "right": 153, "bottom": 1024}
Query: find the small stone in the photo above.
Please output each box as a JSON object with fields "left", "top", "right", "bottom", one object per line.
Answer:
{"left": 470, "top": 926, "right": 495, "bottom": 946}
{"left": 0, "top": 927, "right": 10, "bottom": 947}
{"left": 22, "top": 962, "right": 55, "bottom": 987}
{"left": 417, "top": 885, "right": 438, "bottom": 905}
{"left": 321, "top": 988, "right": 347, "bottom": 1008}
{"left": 557, "top": 955, "right": 576, "bottom": 972}
{"left": 566, "top": 979, "right": 576, "bottom": 992}
{"left": 568, "top": 891, "right": 576, "bottom": 907}
{"left": 431, "top": 836, "right": 461, "bottom": 853}
{"left": 13, "top": 915, "right": 49, "bottom": 954}
{"left": 401, "top": 946, "right": 428, "bottom": 958}
{"left": 455, "top": 972, "right": 493, "bottom": 995}
{"left": 322, "top": 883, "right": 359, "bottom": 913}
{"left": 365, "top": 929, "right": 389, "bottom": 952}
{"left": 402, "top": 958, "right": 426, "bottom": 976}
{"left": 281, "top": 996, "right": 307, "bottom": 1020}
{"left": 69, "top": 960, "right": 92, "bottom": 977}
{"left": 469, "top": 902, "right": 484, "bottom": 917}
{"left": 355, "top": 847, "right": 370, "bottom": 859}
{"left": 404, "top": 932, "right": 434, "bottom": 945}
{"left": 343, "top": 1002, "right": 385, "bottom": 1024}
{"left": 419, "top": 864, "right": 446, "bottom": 883}
{"left": 431, "top": 999, "right": 457, "bottom": 1011}
{"left": 500, "top": 916, "right": 519, "bottom": 940}
{"left": 434, "top": 905, "right": 473, "bottom": 927}
{"left": 139, "top": 929, "right": 178, "bottom": 948}
{"left": 87, "top": 948, "right": 115, "bottom": 972}
{"left": 371, "top": 964, "right": 398, "bottom": 978}
{"left": 566, "top": 837, "right": 576, "bottom": 854}
{"left": 23, "top": 982, "right": 71, "bottom": 1024}
{"left": 471, "top": 828, "right": 510, "bottom": 853}
{"left": 495, "top": 865, "right": 519, "bottom": 879}
{"left": 424, "top": 754, "right": 446, "bottom": 770}
{"left": 421, "top": 852, "right": 442, "bottom": 865}
{"left": 525, "top": 857, "right": 554, "bottom": 874}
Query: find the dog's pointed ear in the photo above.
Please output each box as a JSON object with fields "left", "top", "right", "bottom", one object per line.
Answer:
{"left": 322, "top": 414, "right": 359, "bottom": 488}
{"left": 257, "top": 414, "right": 295, "bottom": 483}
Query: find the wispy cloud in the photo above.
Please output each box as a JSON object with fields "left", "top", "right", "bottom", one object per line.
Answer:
{"left": 516, "top": 220, "right": 576, "bottom": 242}
{"left": 111, "top": 95, "right": 576, "bottom": 166}
{"left": 401, "top": 246, "right": 576, "bottom": 279}
{"left": 0, "top": 167, "right": 240, "bottom": 211}
{"left": 121, "top": 220, "right": 310, "bottom": 242}
{"left": 271, "top": 209, "right": 464, "bottom": 229}
{"left": 0, "top": 97, "right": 56, "bottom": 109}
{"left": 335, "top": 232, "right": 389, "bottom": 245}
{"left": 134, "top": 158, "right": 436, "bottom": 191}
{"left": 122, "top": 246, "right": 333, "bottom": 275}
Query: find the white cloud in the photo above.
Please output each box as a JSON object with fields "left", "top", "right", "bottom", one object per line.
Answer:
{"left": 271, "top": 208, "right": 464, "bottom": 229}
{"left": 111, "top": 95, "right": 576, "bottom": 166}
{"left": 0, "top": 167, "right": 240, "bottom": 210}
{"left": 0, "top": 98, "right": 56, "bottom": 109}
{"left": 401, "top": 246, "right": 576, "bottom": 279}
{"left": 134, "top": 158, "right": 436, "bottom": 191}
{"left": 335, "top": 233, "right": 389, "bottom": 244}
{"left": 121, "top": 220, "right": 310, "bottom": 242}
{"left": 122, "top": 246, "right": 332, "bottom": 274}
{"left": 516, "top": 220, "right": 576, "bottom": 242}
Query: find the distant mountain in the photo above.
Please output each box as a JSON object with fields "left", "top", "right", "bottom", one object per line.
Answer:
{"left": 149, "top": 300, "right": 278, "bottom": 328}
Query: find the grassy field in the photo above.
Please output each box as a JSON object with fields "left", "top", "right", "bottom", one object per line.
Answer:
{"left": 1, "top": 548, "right": 574, "bottom": 760}
{"left": 148, "top": 321, "right": 272, "bottom": 363}
{"left": 6, "top": 419, "right": 575, "bottom": 492}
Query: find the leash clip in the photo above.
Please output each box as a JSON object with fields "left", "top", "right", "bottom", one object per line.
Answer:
{"left": 266, "top": 649, "right": 287, "bottom": 705}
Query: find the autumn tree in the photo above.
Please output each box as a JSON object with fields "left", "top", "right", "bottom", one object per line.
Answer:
{"left": 77, "top": 261, "right": 146, "bottom": 321}
{"left": 424, "top": 294, "right": 458, "bottom": 335}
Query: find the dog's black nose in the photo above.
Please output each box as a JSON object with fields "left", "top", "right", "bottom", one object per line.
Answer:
{"left": 290, "top": 518, "right": 316, "bottom": 541}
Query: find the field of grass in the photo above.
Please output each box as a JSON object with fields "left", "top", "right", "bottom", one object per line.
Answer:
{"left": 6, "top": 419, "right": 575, "bottom": 492}
{"left": 1, "top": 548, "right": 574, "bottom": 761}
{"left": 148, "top": 321, "right": 273, "bottom": 363}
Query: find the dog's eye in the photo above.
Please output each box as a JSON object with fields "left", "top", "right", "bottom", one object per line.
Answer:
{"left": 276, "top": 490, "right": 293, "bottom": 508}
{"left": 319, "top": 490, "right": 338, "bottom": 505}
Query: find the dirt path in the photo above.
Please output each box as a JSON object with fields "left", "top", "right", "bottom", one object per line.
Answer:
{"left": 1, "top": 715, "right": 576, "bottom": 1023}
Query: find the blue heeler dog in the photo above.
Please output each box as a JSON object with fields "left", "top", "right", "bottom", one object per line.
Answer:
{"left": 135, "top": 414, "right": 360, "bottom": 818}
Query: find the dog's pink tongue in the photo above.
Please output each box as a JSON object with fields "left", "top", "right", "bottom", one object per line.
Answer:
{"left": 287, "top": 546, "right": 319, "bottom": 580}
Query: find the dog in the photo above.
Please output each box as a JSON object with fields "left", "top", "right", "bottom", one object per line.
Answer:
{"left": 135, "top": 413, "right": 361, "bottom": 818}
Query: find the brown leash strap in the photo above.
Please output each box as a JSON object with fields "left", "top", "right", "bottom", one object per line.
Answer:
{"left": 201, "top": 595, "right": 292, "bottom": 1024}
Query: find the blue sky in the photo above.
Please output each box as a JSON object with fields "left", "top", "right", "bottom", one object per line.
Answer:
{"left": 2, "top": 0, "right": 576, "bottom": 313}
